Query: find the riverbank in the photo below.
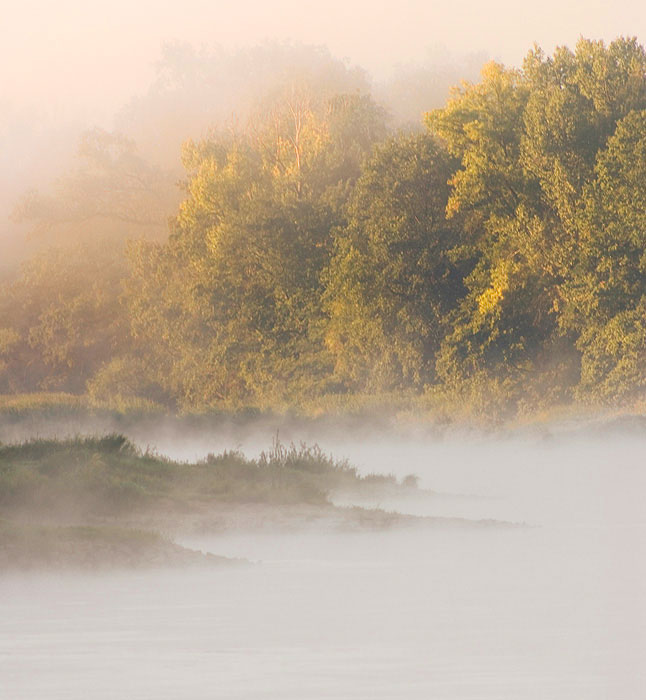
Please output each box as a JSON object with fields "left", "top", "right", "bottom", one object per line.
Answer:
{"left": 1, "top": 433, "right": 502, "bottom": 570}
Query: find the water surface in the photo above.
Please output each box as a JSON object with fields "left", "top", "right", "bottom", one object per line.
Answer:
{"left": 2, "top": 434, "right": 644, "bottom": 698}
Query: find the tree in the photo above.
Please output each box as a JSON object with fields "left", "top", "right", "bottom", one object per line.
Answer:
{"left": 12, "top": 129, "right": 177, "bottom": 246}
{"left": 323, "top": 132, "right": 466, "bottom": 392}
{"left": 424, "top": 60, "right": 563, "bottom": 408}
{"left": 123, "top": 91, "right": 387, "bottom": 408}
{"left": 0, "top": 241, "right": 129, "bottom": 393}
{"left": 425, "top": 39, "right": 646, "bottom": 411}
{"left": 564, "top": 110, "right": 646, "bottom": 402}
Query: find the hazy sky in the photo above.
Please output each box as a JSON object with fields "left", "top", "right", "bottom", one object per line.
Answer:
{"left": 3, "top": 0, "right": 646, "bottom": 125}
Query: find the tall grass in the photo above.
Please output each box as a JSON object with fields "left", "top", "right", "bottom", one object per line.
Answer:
{"left": 0, "top": 434, "right": 395, "bottom": 516}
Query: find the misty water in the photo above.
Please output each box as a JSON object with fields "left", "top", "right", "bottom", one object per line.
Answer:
{"left": 2, "top": 432, "right": 645, "bottom": 698}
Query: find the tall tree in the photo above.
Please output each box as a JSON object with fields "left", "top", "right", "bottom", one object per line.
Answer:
{"left": 123, "top": 92, "right": 387, "bottom": 408}
{"left": 323, "top": 132, "right": 466, "bottom": 392}
{"left": 563, "top": 110, "right": 646, "bottom": 402}
{"left": 425, "top": 38, "right": 646, "bottom": 410}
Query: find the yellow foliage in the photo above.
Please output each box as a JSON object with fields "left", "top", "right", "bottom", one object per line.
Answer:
{"left": 477, "top": 262, "right": 510, "bottom": 314}
{"left": 0, "top": 328, "right": 20, "bottom": 355}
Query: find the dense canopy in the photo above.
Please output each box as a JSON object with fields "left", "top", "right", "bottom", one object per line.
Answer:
{"left": 3, "top": 37, "right": 646, "bottom": 419}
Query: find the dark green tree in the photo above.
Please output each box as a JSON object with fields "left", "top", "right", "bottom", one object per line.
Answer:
{"left": 323, "top": 132, "right": 466, "bottom": 392}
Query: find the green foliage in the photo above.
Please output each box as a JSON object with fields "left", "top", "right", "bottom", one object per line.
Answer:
{"left": 3, "top": 38, "right": 646, "bottom": 419}
{"left": 259, "top": 435, "right": 356, "bottom": 477}
{"left": 324, "top": 132, "right": 467, "bottom": 391}
{"left": 563, "top": 109, "right": 646, "bottom": 402}
{"left": 0, "top": 434, "right": 387, "bottom": 515}
{"left": 0, "top": 241, "right": 130, "bottom": 394}
{"left": 424, "top": 37, "right": 646, "bottom": 410}
{"left": 124, "top": 91, "right": 387, "bottom": 409}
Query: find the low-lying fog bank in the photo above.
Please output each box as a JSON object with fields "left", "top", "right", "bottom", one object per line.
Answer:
{"left": 1, "top": 433, "right": 514, "bottom": 571}
{"left": 2, "top": 519, "right": 643, "bottom": 698}
{"left": 1, "top": 419, "right": 644, "bottom": 698}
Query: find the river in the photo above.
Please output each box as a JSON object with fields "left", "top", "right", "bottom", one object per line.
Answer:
{"left": 1, "top": 431, "right": 644, "bottom": 698}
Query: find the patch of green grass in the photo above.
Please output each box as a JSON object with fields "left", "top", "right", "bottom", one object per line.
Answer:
{"left": 0, "top": 434, "right": 396, "bottom": 518}
{"left": 0, "top": 434, "right": 174, "bottom": 516}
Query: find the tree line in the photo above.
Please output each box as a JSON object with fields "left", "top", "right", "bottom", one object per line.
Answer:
{"left": 2, "top": 37, "right": 646, "bottom": 417}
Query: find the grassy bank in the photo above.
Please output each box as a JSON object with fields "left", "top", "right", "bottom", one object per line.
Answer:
{"left": 2, "top": 392, "right": 646, "bottom": 440}
{"left": 0, "top": 433, "right": 414, "bottom": 569}
{"left": 0, "top": 434, "right": 396, "bottom": 518}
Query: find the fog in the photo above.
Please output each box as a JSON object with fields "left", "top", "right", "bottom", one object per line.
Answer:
{"left": 0, "top": 40, "right": 483, "bottom": 276}
{"left": 3, "top": 3, "right": 646, "bottom": 695}
{"left": 1, "top": 426, "right": 645, "bottom": 698}
{"left": 5, "top": 0, "right": 646, "bottom": 119}
{"left": 4, "top": 0, "right": 646, "bottom": 272}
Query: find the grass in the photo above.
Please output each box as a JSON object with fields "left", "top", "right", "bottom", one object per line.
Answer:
{"left": 0, "top": 434, "right": 397, "bottom": 519}
{"left": 0, "top": 392, "right": 166, "bottom": 424}
{"left": 0, "top": 433, "right": 409, "bottom": 569}
{"left": 5, "top": 390, "right": 646, "bottom": 437}
{"left": 0, "top": 392, "right": 87, "bottom": 417}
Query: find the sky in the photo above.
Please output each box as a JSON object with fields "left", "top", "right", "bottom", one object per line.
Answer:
{"left": 2, "top": 0, "right": 646, "bottom": 270}
{"left": 3, "top": 0, "right": 646, "bottom": 125}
